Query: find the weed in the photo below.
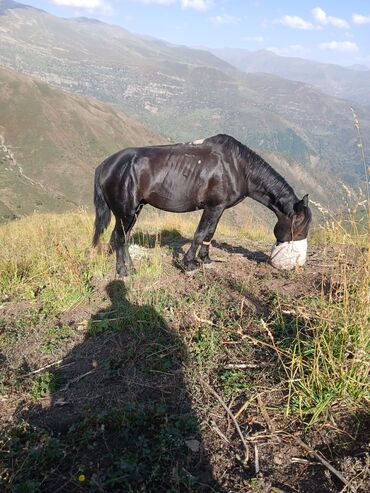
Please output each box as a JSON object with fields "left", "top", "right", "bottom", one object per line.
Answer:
{"left": 220, "top": 369, "right": 253, "bottom": 395}
{"left": 29, "top": 371, "right": 62, "bottom": 400}
{"left": 40, "top": 325, "right": 74, "bottom": 354}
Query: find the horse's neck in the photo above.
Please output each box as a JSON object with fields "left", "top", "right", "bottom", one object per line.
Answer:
{"left": 244, "top": 159, "right": 297, "bottom": 217}
{"left": 251, "top": 190, "right": 296, "bottom": 217}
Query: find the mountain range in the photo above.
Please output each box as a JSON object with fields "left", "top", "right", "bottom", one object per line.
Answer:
{"left": 209, "top": 48, "right": 370, "bottom": 106}
{"left": 0, "top": 0, "right": 369, "bottom": 223}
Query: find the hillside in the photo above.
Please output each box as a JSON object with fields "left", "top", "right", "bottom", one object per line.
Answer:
{"left": 0, "top": 65, "right": 166, "bottom": 222}
{"left": 210, "top": 48, "right": 370, "bottom": 106}
{"left": 0, "top": 0, "right": 368, "bottom": 195}
{"left": 0, "top": 212, "right": 368, "bottom": 492}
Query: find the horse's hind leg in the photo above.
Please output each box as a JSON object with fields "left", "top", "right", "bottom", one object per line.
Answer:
{"left": 111, "top": 204, "right": 143, "bottom": 278}
{"left": 183, "top": 205, "right": 224, "bottom": 272}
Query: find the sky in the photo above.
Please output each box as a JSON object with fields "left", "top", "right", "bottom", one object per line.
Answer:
{"left": 22, "top": 0, "right": 370, "bottom": 67}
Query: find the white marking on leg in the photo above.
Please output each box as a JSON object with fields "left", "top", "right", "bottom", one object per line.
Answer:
{"left": 202, "top": 241, "right": 211, "bottom": 246}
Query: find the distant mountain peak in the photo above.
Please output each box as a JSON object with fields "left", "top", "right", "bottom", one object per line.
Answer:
{"left": 0, "top": 0, "right": 44, "bottom": 14}
{"left": 74, "top": 16, "right": 105, "bottom": 25}
{"left": 348, "top": 63, "right": 370, "bottom": 72}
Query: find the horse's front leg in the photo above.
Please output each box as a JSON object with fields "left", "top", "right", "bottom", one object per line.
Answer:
{"left": 183, "top": 205, "right": 224, "bottom": 272}
{"left": 198, "top": 241, "right": 213, "bottom": 265}
{"left": 198, "top": 211, "right": 223, "bottom": 265}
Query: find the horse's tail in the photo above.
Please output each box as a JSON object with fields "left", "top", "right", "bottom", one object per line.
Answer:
{"left": 92, "top": 162, "right": 111, "bottom": 247}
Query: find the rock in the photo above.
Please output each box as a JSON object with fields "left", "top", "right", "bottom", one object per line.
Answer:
{"left": 185, "top": 439, "right": 200, "bottom": 453}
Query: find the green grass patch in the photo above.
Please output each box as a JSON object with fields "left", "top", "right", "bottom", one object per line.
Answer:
{"left": 29, "top": 372, "right": 62, "bottom": 401}
{"left": 40, "top": 325, "right": 75, "bottom": 354}
{"left": 220, "top": 369, "right": 253, "bottom": 395}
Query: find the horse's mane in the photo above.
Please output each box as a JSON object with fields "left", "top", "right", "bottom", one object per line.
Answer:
{"left": 205, "top": 134, "right": 297, "bottom": 214}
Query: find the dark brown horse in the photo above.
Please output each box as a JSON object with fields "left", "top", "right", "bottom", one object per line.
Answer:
{"left": 93, "top": 134, "right": 312, "bottom": 277}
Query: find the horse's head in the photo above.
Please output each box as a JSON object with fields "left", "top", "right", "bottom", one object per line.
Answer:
{"left": 271, "top": 195, "right": 312, "bottom": 270}
{"left": 273, "top": 194, "right": 312, "bottom": 243}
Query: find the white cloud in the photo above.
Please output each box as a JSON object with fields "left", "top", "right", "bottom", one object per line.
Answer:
{"left": 51, "top": 0, "right": 113, "bottom": 13}
{"left": 180, "top": 0, "right": 213, "bottom": 11}
{"left": 352, "top": 13, "right": 370, "bottom": 25}
{"left": 126, "top": 0, "right": 213, "bottom": 10}
{"left": 52, "top": 0, "right": 108, "bottom": 8}
{"left": 329, "top": 17, "right": 349, "bottom": 29}
{"left": 125, "top": 0, "right": 175, "bottom": 5}
{"left": 279, "top": 15, "right": 317, "bottom": 30}
{"left": 320, "top": 41, "right": 359, "bottom": 53}
{"left": 312, "top": 7, "right": 349, "bottom": 28}
{"left": 210, "top": 14, "right": 240, "bottom": 25}
{"left": 312, "top": 6, "right": 326, "bottom": 24}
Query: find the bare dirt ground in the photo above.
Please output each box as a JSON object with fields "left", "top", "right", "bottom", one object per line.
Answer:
{"left": 0, "top": 234, "right": 369, "bottom": 492}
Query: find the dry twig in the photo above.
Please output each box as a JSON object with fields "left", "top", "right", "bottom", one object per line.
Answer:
{"left": 224, "top": 363, "right": 258, "bottom": 369}
{"left": 254, "top": 444, "right": 260, "bottom": 474}
{"left": 193, "top": 312, "right": 215, "bottom": 326}
{"left": 22, "top": 359, "right": 72, "bottom": 377}
{"left": 57, "top": 369, "right": 96, "bottom": 393}
{"left": 289, "top": 435, "right": 356, "bottom": 493}
{"left": 257, "top": 394, "right": 275, "bottom": 433}
{"left": 201, "top": 378, "right": 250, "bottom": 462}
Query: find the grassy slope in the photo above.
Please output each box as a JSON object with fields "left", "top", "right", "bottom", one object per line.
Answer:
{"left": 0, "top": 212, "right": 368, "bottom": 492}
{"left": 0, "top": 65, "right": 166, "bottom": 221}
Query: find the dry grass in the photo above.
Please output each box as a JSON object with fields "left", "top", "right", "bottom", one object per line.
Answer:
{"left": 271, "top": 250, "right": 369, "bottom": 424}
{"left": 0, "top": 209, "right": 270, "bottom": 308}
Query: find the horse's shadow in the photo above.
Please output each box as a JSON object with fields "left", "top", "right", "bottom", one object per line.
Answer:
{"left": 132, "top": 229, "right": 270, "bottom": 264}
{"left": 14, "top": 281, "right": 221, "bottom": 492}
{"left": 212, "top": 240, "right": 270, "bottom": 263}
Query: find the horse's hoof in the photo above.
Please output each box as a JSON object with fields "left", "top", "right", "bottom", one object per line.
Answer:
{"left": 183, "top": 259, "right": 199, "bottom": 274}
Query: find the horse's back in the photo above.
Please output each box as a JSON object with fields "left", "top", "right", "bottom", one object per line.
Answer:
{"left": 133, "top": 143, "right": 227, "bottom": 211}
{"left": 96, "top": 136, "right": 246, "bottom": 213}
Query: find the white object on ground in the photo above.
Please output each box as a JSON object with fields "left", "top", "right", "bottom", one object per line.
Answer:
{"left": 270, "top": 239, "right": 307, "bottom": 270}
{"left": 128, "top": 244, "right": 149, "bottom": 260}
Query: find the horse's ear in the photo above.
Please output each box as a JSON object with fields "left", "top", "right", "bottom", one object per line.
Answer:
{"left": 294, "top": 194, "right": 309, "bottom": 213}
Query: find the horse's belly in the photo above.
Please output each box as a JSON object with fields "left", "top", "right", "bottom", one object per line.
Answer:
{"left": 144, "top": 162, "right": 204, "bottom": 212}
{"left": 146, "top": 192, "right": 198, "bottom": 213}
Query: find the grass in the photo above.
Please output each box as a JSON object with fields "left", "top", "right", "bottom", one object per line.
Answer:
{"left": 267, "top": 254, "right": 369, "bottom": 424}
{"left": 1, "top": 208, "right": 368, "bottom": 422}
{"left": 0, "top": 212, "right": 109, "bottom": 312}
{"left": 0, "top": 204, "right": 369, "bottom": 492}
{"left": 275, "top": 187, "right": 369, "bottom": 423}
